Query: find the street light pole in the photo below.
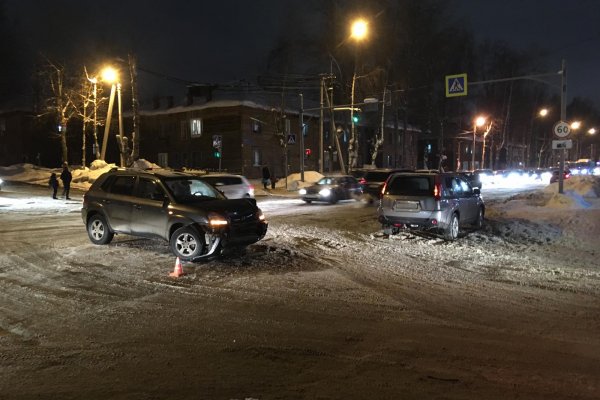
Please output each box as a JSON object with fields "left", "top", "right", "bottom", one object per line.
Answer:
{"left": 117, "top": 82, "right": 125, "bottom": 167}
{"left": 472, "top": 121, "right": 476, "bottom": 170}
{"left": 100, "top": 83, "right": 116, "bottom": 162}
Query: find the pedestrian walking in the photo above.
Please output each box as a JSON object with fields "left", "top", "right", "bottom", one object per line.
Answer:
{"left": 48, "top": 173, "right": 59, "bottom": 199}
{"left": 60, "top": 163, "right": 72, "bottom": 200}
{"left": 262, "top": 166, "right": 271, "bottom": 190}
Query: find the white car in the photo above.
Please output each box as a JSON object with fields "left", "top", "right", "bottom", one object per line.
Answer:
{"left": 200, "top": 174, "right": 254, "bottom": 199}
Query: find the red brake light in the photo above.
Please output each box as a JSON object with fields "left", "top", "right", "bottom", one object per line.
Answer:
{"left": 433, "top": 177, "right": 442, "bottom": 201}
{"left": 359, "top": 177, "right": 366, "bottom": 185}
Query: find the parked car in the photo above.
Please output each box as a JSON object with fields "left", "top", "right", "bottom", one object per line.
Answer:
{"left": 549, "top": 168, "right": 571, "bottom": 184}
{"left": 81, "top": 168, "right": 268, "bottom": 261}
{"left": 377, "top": 172, "right": 485, "bottom": 240}
{"left": 299, "top": 175, "right": 362, "bottom": 204}
{"left": 199, "top": 173, "right": 254, "bottom": 199}
{"left": 359, "top": 168, "right": 413, "bottom": 201}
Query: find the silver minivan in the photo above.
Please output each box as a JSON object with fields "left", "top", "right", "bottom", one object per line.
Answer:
{"left": 377, "top": 172, "right": 484, "bottom": 240}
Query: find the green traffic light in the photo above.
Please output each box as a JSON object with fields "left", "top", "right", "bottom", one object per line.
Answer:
{"left": 352, "top": 114, "right": 360, "bottom": 124}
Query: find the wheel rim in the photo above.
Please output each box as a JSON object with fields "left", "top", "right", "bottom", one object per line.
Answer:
{"left": 90, "top": 220, "right": 105, "bottom": 241}
{"left": 176, "top": 233, "right": 198, "bottom": 256}
{"left": 450, "top": 216, "right": 459, "bottom": 238}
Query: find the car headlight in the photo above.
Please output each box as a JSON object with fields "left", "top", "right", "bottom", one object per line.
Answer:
{"left": 319, "top": 188, "right": 331, "bottom": 197}
{"left": 0, "top": 178, "right": 3, "bottom": 184}
{"left": 208, "top": 212, "right": 228, "bottom": 227}
{"left": 299, "top": 188, "right": 307, "bottom": 195}
{"left": 257, "top": 210, "right": 266, "bottom": 222}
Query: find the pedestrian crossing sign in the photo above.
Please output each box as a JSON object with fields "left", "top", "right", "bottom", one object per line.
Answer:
{"left": 445, "top": 73, "right": 467, "bottom": 97}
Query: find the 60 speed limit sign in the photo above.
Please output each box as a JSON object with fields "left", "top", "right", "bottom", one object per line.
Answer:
{"left": 553, "top": 121, "right": 571, "bottom": 138}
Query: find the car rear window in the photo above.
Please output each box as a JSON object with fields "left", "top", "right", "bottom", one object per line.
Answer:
{"left": 387, "top": 176, "right": 433, "bottom": 196}
{"left": 364, "top": 171, "right": 392, "bottom": 182}
{"left": 202, "top": 176, "right": 243, "bottom": 186}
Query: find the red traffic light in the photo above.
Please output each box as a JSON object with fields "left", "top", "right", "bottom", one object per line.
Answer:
{"left": 305, "top": 148, "right": 311, "bottom": 156}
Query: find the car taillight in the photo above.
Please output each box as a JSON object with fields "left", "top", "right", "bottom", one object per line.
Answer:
{"left": 380, "top": 181, "right": 387, "bottom": 197}
{"left": 433, "top": 177, "right": 442, "bottom": 201}
{"left": 359, "top": 178, "right": 366, "bottom": 185}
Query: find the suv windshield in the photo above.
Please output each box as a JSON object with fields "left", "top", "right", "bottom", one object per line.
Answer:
{"left": 387, "top": 175, "right": 433, "bottom": 196}
{"left": 164, "top": 178, "right": 225, "bottom": 203}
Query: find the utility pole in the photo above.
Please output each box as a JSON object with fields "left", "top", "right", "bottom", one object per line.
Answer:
{"left": 559, "top": 59, "right": 567, "bottom": 194}
{"left": 319, "top": 75, "right": 324, "bottom": 173}
{"left": 299, "top": 93, "right": 305, "bottom": 182}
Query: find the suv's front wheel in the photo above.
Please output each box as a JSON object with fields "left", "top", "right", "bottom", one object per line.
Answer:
{"left": 170, "top": 226, "right": 205, "bottom": 261}
{"left": 443, "top": 213, "right": 459, "bottom": 241}
{"left": 87, "top": 214, "right": 114, "bottom": 245}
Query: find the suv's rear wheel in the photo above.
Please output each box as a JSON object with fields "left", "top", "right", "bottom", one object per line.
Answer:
{"left": 87, "top": 214, "right": 114, "bottom": 245}
{"left": 443, "top": 213, "right": 459, "bottom": 241}
{"left": 170, "top": 226, "right": 204, "bottom": 261}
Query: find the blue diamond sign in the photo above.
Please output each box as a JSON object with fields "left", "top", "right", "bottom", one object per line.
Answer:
{"left": 445, "top": 73, "right": 467, "bottom": 97}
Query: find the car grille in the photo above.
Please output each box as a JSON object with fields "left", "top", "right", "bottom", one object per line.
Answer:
{"left": 227, "top": 211, "right": 260, "bottom": 235}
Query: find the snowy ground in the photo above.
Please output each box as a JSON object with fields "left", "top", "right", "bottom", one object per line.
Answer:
{"left": 1, "top": 166, "right": 599, "bottom": 399}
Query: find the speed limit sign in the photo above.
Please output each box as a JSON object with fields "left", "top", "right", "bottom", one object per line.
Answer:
{"left": 553, "top": 121, "right": 571, "bottom": 138}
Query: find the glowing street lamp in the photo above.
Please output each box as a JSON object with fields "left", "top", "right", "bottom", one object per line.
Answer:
{"left": 350, "top": 19, "right": 368, "bottom": 41}
{"left": 348, "top": 18, "right": 369, "bottom": 171}
{"left": 99, "top": 66, "right": 125, "bottom": 166}
{"left": 539, "top": 108, "right": 549, "bottom": 117}
{"left": 588, "top": 128, "right": 596, "bottom": 135}
{"left": 570, "top": 121, "right": 581, "bottom": 130}
{"left": 472, "top": 116, "right": 486, "bottom": 170}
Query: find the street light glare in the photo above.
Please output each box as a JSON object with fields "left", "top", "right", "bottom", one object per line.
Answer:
{"left": 101, "top": 67, "right": 118, "bottom": 83}
{"left": 350, "top": 19, "right": 368, "bottom": 41}
{"left": 588, "top": 128, "right": 596, "bottom": 135}
{"left": 539, "top": 108, "right": 548, "bottom": 117}
{"left": 475, "top": 116, "right": 486, "bottom": 127}
{"left": 570, "top": 121, "right": 581, "bottom": 130}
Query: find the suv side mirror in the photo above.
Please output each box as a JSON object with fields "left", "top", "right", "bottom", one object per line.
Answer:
{"left": 473, "top": 187, "right": 481, "bottom": 195}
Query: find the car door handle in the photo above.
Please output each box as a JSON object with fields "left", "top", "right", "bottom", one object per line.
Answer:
{"left": 133, "top": 204, "right": 142, "bottom": 210}
{"left": 102, "top": 199, "right": 111, "bottom": 204}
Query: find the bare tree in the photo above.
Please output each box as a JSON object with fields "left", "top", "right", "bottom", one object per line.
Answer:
{"left": 40, "top": 58, "right": 77, "bottom": 164}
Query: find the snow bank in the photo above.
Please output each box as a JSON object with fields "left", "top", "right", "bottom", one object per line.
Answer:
{"left": 275, "top": 171, "right": 323, "bottom": 190}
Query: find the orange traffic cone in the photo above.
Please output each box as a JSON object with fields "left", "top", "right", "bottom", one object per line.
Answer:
{"left": 169, "top": 257, "right": 184, "bottom": 277}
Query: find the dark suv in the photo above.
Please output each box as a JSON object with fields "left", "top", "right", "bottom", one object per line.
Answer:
{"left": 81, "top": 168, "right": 268, "bottom": 261}
{"left": 359, "top": 168, "right": 413, "bottom": 201}
{"left": 377, "top": 172, "right": 484, "bottom": 240}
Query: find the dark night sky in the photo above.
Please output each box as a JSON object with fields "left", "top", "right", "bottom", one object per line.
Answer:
{"left": 5, "top": 0, "right": 600, "bottom": 106}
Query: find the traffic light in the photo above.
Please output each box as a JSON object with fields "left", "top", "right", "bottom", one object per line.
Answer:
{"left": 304, "top": 148, "right": 311, "bottom": 159}
{"left": 213, "top": 150, "right": 221, "bottom": 158}
{"left": 352, "top": 113, "right": 360, "bottom": 124}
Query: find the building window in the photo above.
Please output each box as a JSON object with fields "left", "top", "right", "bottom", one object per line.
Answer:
{"left": 251, "top": 119, "right": 261, "bottom": 133}
{"left": 190, "top": 118, "right": 202, "bottom": 137}
{"left": 252, "top": 148, "right": 262, "bottom": 166}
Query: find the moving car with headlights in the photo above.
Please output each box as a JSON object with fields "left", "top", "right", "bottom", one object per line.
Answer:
{"left": 198, "top": 173, "right": 254, "bottom": 199}
{"left": 81, "top": 168, "right": 268, "bottom": 261}
{"left": 377, "top": 172, "right": 484, "bottom": 240}
{"left": 299, "top": 175, "right": 362, "bottom": 204}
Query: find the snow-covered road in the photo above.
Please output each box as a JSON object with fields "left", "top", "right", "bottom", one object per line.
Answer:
{"left": 1, "top": 179, "right": 599, "bottom": 399}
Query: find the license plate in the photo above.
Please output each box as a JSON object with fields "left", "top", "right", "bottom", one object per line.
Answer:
{"left": 393, "top": 201, "right": 420, "bottom": 211}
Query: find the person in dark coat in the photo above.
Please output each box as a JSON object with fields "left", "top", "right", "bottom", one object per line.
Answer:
{"left": 261, "top": 166, "right": 271, "bottom": 190}
{"left": 48, "top": 173, "right": 59, "bottom": 199}
{"left": 60, "top": 164, "right": 72, "bottom": 200}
